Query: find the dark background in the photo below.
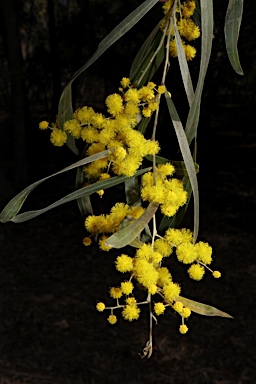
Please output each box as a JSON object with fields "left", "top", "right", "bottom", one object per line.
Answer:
{"left": 0, "top": 1, "right": 255, "bottom": 383}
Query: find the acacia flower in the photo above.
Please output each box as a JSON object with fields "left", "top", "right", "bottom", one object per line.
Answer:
{"left": 173, "top": 301, "right": 184, "bottom": 314}
{"left": 96, "top": 302, "right": 105, "bottom": 312}
{"left": 124, "top": 88, "right": 140, "bottom": 104}
{"left": 115, "top": 254, "right": 134, "bottom": 273}
{"left": 75, "top": 106, "right": 95, "bottom": 124}
{"left": 178, "top": 18, "right": 200, "bottom": 41}
{"left": 212, "top": 271, "right": 221, "bottom": 279}
{"left": 154, "top": 302, "right": 165, "bottom": 316}
{"left": 122, "top": 304, "right": 140, "bottom": 321}
{"left": 157, "top": 267, "right": 172, "bottom": 287}
{"left": 107, "top": 315, "right": 117, "bottom": 324}
{"left": 195, "top": 241, "right": 212, "bottom": 265}
{"left": 105, "top": 93, "right": 123, "bottom": 116}
{"left": 39, "top": 120, "right": 49, "bottom": 130}
{"left": 176, "top": 242, "right": 197, "bottom": 264}
{"left": 50, "top": 129, "right": 67, "bottom": 146}
{"left": 163, "top": 282, "right": 181, "bottom": 302}
{"left": 187, "top": 263, "right": 205, "bottom": 280}
{"left": 121, "top": 281, "right": 134, "bottom": 295}
{"left": 63, "top": 119, "right": 81, "bottom": 138}
{"left": 134, "top": 259, "right": 159, "bottom": 289}
{"left": 109, "top": 287, "right": 122, "bottom": 299}
{"left": 182, "top": 307, "right": 191, "bottom": 318}
{"left": 179, "top": 324, "right": 188, "bottom": 334}
{"left": 184, "top": 44, "right": 197, "bottom": 61}
{"left": 82, "top": 237, "right": 92, "bottom": 246}
{"left": 157, "top": 85, "right": 166, "bottom": 94}
{"left": 153, "top": 238, "right": 173, "bottom": 257}
{"left": 120, "top": 77, "right": 130, "bottom": 88}
{"left": 181, "top": 1, "right": 196, "bottom": 18}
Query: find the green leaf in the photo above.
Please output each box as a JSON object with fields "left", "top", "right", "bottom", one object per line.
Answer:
{"left": 165, "top": 91, "right": 199, "bottom": 241}
{"left": 8, "top": 167, "right": 152, "bottom": 224}
{"left": 105, "top": 201, "right": 159, "bottom": 249}
{"left": 174, "top": 24, "right": 195, "bottom": 106}
{"left": 129, "top": 20, "right": 162, "bottom": 81}
{"left": 130, "top": 21, "right": 165, "bottom": 87}
{"left": 224, "top": 0, "right": 244, "bottom": 75}
{"left": 125, "top": 176, "right": 141, "bottom": 207}
{"left": 178, "top": 296, "right": 233, "bottom": 318}
{"left": 75, "top": 165, "right": 93, "bottom": 217}
{"left": 58, "top": 0, "right": 160, "bottom": 150}
{"left": 137, "top": 116, "right": 151, "bottom": 135}
{"left": 185, "top": 0, "right": 214, "bottom": 145}
{"left": 0, "top": 150, "right": 111, "bottom": 223}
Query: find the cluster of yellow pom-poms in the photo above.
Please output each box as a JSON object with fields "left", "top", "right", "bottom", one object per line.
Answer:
{"left": 90, "top": 209, "right": 221, "bottom": 333}
{"left": 39, "top": 78, "right": 166, "bottom": 181}
{"left": 161, "top": 0, "right": 200, "bottom": 61}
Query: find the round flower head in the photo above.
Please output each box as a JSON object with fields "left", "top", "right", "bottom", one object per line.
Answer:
{"left": 195, "top": 241, "right": 212, "bottom": 265}
{"left": 154, "top": 302, "right": 165, "bottom": 316}
{"left": 184, "top": 44, "right": 197, "bottom": 61}
{"left": 121, "top": 281, "right": 134, "bottom": 295}
{"left": 63, "top": 119, "right": 81, "bottom": 138}
{"left": 115, "top": 254, "right": 133, "bottom": 273}
{"left": 50, "top": 129, "right": 67, "bottom": 146}
{"left": 82, "top": 237, "right": 92, "bottom": 246}
{"left": 122, "top": 304, "right": 140, "bottom": 321}
{"left": 173, "top": 301, "right": 183, "bottom": 314}
{"left": 179, "top": 324, "right": 188, "bottom": 334}
{"left": 212, "top": 270, "right": 221, "bottom": 279}
{"left": 107, "top": 315, "right": 117, "bottom": 325}
{"left": 109, "top": 287, "right": 122, "bottom": 299}
{"left": 96, "top": 302, "right": 105, "bottom": 312}
{"left": 120, "top": 77, "right": 130, "bottom": 88}
{"left": 163, "top": 282, "right": 181, "bottom": 302}
{"left": 39, "top": 120, "right": 49, "bottom": 130}
{"left": 187, "top": 263, "right": 205, "bottom": 281}
{"left": 176, "top": 242, "right": 197, "bottom": 264}
{"left": 105, "top": 93, "right": 123, "bottom": 116}
{"left": 182, "top": 307, "right": 191, "bottom": 318}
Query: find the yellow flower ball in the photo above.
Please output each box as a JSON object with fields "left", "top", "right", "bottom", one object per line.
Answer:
{"left": 96, "top": 302, "right": 105, "bottom": 312}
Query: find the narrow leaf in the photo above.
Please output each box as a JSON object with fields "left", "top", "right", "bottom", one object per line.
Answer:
{"left": 178, "top": 296, "right": 233, "bottom": 318}
{"left": 174, "top": 24, "right": 195, "bottom": 106}
{"left": 130, "top": 25, "right": 166, "bottom": 87}
{"left": 125, "top": 177, "right": 141, "bottom": 207}
{"left": 224, "top": 0, "right": 244, "bottom": 75}
{"left": 130, "top": 20, "right": 163, "bottom": 81}
{"left": 0, "top": 150, "right": 111, "bottom": 223}
{"left": 165, "top": 92, "right": 199, "bottom": 241}
{"left": 9, "top": 168, "right": 151, "bottom": 223}
{"left": 105, "top": 202, "right": 159, "bottom": 249}
{"left": 75, "top": 165, "right": 93, "bottom": 217}
{"left": 58, "top": 0, "right": 160, "bottom": 141}
{"left": 185, "top": 0, "right": 214, "bottom": 144}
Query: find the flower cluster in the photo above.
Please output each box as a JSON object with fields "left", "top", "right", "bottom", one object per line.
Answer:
{"left": 95, "top": 226, "right": 221, "bottom": 333}
{"left": 84, "top": 202, "right": 145, "bottom": 251}
{"left": 141, "top": 164, "right": 187, "bottom": 217}
{"left": 39, "top": 79, "right": 166, "bottom": 180}
{"left": 161, "top": 0, "right": 200, "bottom": 61}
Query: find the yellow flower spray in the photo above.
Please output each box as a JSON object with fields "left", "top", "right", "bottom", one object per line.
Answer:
{"left": 1, "top": 0, "right": 239, "bottom": 359}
